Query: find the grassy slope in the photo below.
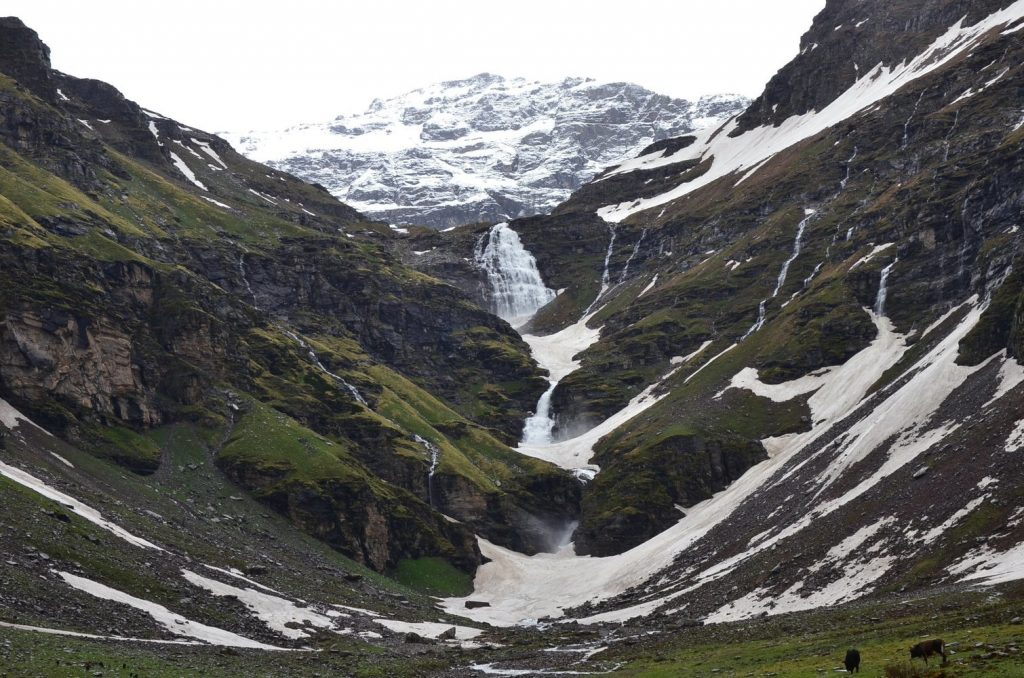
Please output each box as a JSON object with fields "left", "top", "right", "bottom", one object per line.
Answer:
{"left": 610, "top": 587, "right": 1024, "bottom": 677}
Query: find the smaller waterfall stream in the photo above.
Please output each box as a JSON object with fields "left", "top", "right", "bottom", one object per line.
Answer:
{"left": 901, "top": 90, "right": 927, "bottom": 150}
{"left": 474, "top": 223, "right": 557, "bottom": 324}
{"left": 283, "top": 330, "right": 368, "bottom": 406}
{"left": 840, "top": 146, "right": 858, "bottom": 190}
{"left": 742, "top": 300, "right": 768, "bottom": 340}
{"left": 238, "top": 255, "right": 259, "bottom": 309}
{"left": 772, "top": 210, "right": 813, "bottom": 296}
{"left": 582, "top": 224, "right": 617, "bottom": 317}
{"left": 943, "top": 109, "right": 960, "bottom": 162}
{"left": 618, "top": 228, "right": 647, "bottom": 284}
{"left": 414, "top": 435, "right": 442, "bottom": 509}
{"left": 743, "top": 210, "right": 815, "bottom": 338}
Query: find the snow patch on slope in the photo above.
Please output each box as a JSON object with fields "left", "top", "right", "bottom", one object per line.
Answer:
{"left": 448, "top": 301, "right": 995, "bottom": 626}
{"left": 182, "top": 569, "right": 335, "bottom": 640}
{"left": 58, "top": 571, "right": 283, "bottom": 649}
{"left": 169, "top": 152, "right": 207, "bottom": 191}
{"left": 0, "top": 460, "right": 160, "bottom": 551}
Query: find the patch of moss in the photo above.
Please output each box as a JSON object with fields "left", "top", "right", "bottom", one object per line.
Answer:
{"left": 389, "top": 557, "right": 473, "bottom": 596}
{"left": 85, "top": 424, "right": 162, "bottom": 474}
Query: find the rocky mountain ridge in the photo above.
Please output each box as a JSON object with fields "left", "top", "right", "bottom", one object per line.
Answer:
{"left": 224, "top": 74, "right": 748, "bottom": 229}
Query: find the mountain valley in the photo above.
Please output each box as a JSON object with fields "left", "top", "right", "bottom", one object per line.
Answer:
{"left": 2, "top": 1, "right": 1024, "bottom": 675}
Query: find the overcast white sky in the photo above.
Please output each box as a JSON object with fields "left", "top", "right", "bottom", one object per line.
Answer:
{"left": 6, "top": 0, "right": 824, "bottom": 133}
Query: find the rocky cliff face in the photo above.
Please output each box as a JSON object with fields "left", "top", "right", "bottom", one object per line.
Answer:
{"left": 736, "top": 0, "right": 1017, "bottom": 133}
{"left": 225, "top": 74, "right": 748, "bottom": 229}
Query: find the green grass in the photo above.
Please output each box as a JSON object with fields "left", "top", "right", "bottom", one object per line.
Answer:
{"left": 610, "top": 596, "right": 1024, "bottom": 677}
{"left": 218, "top": 398, "right": 371, "bottom": 488}
{"left": 87, "top": 423, "right": 163, "bottom": 472}
{"left": 0, "top": 626, "right": 454, "bottom": 677}
{"left": 389, "top": 557, "right": 474, "bottom": 597}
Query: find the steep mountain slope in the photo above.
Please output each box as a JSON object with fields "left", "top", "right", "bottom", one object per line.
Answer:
{"left": 0, "top": 14, "right": 581, "bottom": 594}
{"left": 224, "top": 74, "right": 748, "bottom": 229}
{"left": 416, "top": 0, "right": 1024, "bottom": 629}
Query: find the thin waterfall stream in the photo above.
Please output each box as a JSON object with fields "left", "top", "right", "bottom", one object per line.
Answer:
{"left": 414, "top": 435, "right": 442, "bottom": 509}
{"left": 743, "top": 209, "right": 815, "bottom": 339}
{"left": 282, "top": 330, "right": 368, "bottom": 406}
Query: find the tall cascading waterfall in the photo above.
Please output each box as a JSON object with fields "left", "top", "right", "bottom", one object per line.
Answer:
{"left": 875, "top": 258, "right": 898, "bottom": 316}
{"left": 472, "top": 223, "right": 563, "bottom": 445}
{"left": 474, "top": 222, "right": 558, "bottom": 325}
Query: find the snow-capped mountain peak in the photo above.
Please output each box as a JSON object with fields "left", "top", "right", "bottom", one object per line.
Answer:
{"left": 223, "top": 74, "right": 749, "bottom": 229}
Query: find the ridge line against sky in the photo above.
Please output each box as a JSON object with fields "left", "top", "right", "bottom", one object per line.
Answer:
{"left": 4, "top": 0, "right": 825, "bottom": 131}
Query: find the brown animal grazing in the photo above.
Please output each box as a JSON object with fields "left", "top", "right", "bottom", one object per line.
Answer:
{"left": 910, "top": 638, "right": 946, "bottom": 664}
{"left": 844, "top": 648, "right": 861, "bottom": 672}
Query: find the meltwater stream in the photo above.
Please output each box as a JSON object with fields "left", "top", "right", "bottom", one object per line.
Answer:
{"left": 282, "top": 330, "right": 368, "bottom": 406}
{"left": 743, "top": 208, "right": 816, "bottom": 339}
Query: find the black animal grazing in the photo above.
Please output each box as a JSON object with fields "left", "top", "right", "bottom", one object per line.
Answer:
{"left": 910, "top": 638, "right": 946, "bottom": 664}
{"left": 844, "top": 648, "right": 861, "bottom": 673}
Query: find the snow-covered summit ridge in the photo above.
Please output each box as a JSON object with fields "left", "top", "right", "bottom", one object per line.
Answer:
{"left": 223, "top": 74, "right": 748, "bottom": 229}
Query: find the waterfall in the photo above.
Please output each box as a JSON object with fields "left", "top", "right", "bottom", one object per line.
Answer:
{"left": 283, "top": 330, "right": 368, "bottom": 406}
{"left": 840, "top": 146, "right": 858, "bottom": 190}
{"left": 943, "top": 109, "right": 960, "bottom": 162}
{"left": 875, "top": 258, "right": 898, "bottom": 316}
{"left": 803, "top": 262, "right": 824, "bottom": 288}
{"left": 474, "top": 222, "right": 557, "bottom": 324}
{"left": 583, "top": 223, "right": 617, "bottom": 316}
{"left": 901, "top": 90, "right": 926, "bottom": 150}
{"left": 742, "top": 300, "right": 767, "bottom": 340}
{"left": 743, "top": 210, "right": 815, "bottom": 339}
{"left": 238, "top": 255, "right": 259, "bottom": 309}
{"left": 414, "top": 435, "right": 441, "bottom": 509}
{"left": 772, "top": 210, "right": 814, "bottom": 297}
{"left": 519, "top": 223, "right": 616, "bottom": 448}
{"left": 521, "top": 383, "right": 557, "bottom": 445}
{"left": 618, "top": 228, "right": 647, "bottom": 284}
